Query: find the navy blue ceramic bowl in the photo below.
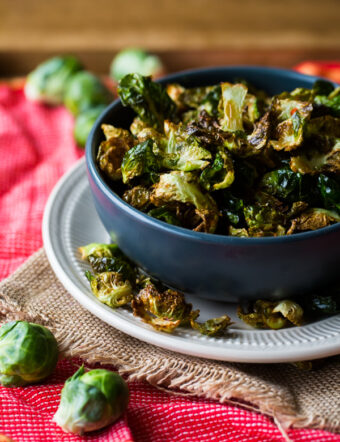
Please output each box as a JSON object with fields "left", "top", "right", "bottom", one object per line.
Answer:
{"left": 86, "top": 66, "right": 340, "bottom": 302}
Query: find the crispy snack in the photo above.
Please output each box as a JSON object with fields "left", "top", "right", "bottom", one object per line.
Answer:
{"left": 96, "top": 75, "right": 340, "bottom": 237}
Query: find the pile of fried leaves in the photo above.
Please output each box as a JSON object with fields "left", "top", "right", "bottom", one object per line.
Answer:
{"left": 80, "top": 243, "right": 340, "bottom": 335}
{"left": 97, "top": 74, "right": 340, "bottom": 237}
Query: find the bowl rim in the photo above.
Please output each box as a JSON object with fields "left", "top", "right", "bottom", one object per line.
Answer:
{"left": 86, "top": 65, "right": 340, "bottom": 244}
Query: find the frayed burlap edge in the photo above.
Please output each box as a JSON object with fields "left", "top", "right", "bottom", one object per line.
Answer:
{"left": 0, "top": 249, "right": 339, "bottom": 438}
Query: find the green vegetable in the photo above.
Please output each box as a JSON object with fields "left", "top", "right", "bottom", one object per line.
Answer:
{"left": 151, "top": 171, "right": 219, "bottom": 233}
{"left": 97, "top": 76, "right": 340, "bottom": 237}
{"left": 132, "top": 283, "right": 192, "bottom": 332}
{"left": 190, "top": 313, "right": 231, "bottom": 337}
{"left": 86, "top": 271, "right": 133, "bottom": 308}
{"left": 0, "top": 321, "right": 58, "bottom": 386}
{"left": 24, "top": 56, "right": 83, "bottom": 104}
{"left": 53, "top": 366, "right": 129, "bottom": 435}
{"left": 121, "top": 139, "right": 160, "bottom": 183}
{"left": 148, "top": 207, "right": 181, "bottom": 226}
{"left": 110, "top": 48, "right": 163, "bottom": 81}
{"left": 64, "top": 71, "right": 113, "bottom": 116}
{"left": 317, "top": 174, "right": 340, "bottom": 212}
{"left": 118, "top": 73, "right": 176, "bottom": 131}
{"left": 314, "top": 87, "right": 340, "bottom": 117}
{"left": 74, "top": 105, "right": 106, "bottom": 147}
{"left": 220, "top": 82, "right": 248, "bottom": 132}
{"left": 199, "top": 150, "right": 234, "bottom": 191}
{"left": 238, "top": 299, "right": 304, "bottom": 329}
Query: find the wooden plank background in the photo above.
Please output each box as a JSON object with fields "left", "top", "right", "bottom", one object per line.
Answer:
{"left": 0, "top": 0, "right": 339, "bottom": 75}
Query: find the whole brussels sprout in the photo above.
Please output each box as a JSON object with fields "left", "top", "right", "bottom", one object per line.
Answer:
{"left": 74, "top": 105, "right": 106, "bottom": 147}
{"left": 53, "top": 366, "right": 129, "bottom": 435}
{"left": 64, "top": 71, "right": 113, "bottom": 116}
{"left": 0, "top": 321, "right": 58, "bottom": 386}
{"left": 24, "top": 56, "right": 83, "bottom": 104}
{"left": 110, "top": 48, "right": 163, "bottom": 81}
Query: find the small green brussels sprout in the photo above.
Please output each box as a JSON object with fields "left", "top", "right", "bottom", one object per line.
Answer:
{"left": 24, "top": 56, "right": 83, "bottom": 104}
{"left": 110, "top": 48, "right": 163, "bottom": 81}
{"left": 0, "top": 321, "right": 58, "bottom": 386}
{"left": 53, "top": 366, "right": 129, "bottom": 435}
{"left": 64, "top": 71, "right": 113, "bottom": 116}
{"left": 74, "top": 105, "right": 106, "bottom": 147}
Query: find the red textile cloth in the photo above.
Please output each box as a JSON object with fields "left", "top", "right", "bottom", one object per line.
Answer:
{"left": 0, "top": 80, "right": 339, "bottom": 442}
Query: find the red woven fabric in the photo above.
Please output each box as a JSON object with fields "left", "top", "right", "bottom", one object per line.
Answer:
{"left": 0, "top": 82, "right": 339, "bottom": 442}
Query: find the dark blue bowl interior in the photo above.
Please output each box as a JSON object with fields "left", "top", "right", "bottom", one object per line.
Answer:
{"left": 86, "top": 66, "right": 340, "bottom": 301}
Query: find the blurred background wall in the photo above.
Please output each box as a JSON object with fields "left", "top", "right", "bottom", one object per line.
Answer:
{"left": 0, "top": 0, "right": 339, "bottom": 75}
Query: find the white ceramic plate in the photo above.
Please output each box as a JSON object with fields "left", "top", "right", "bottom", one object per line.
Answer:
{"left": 43, "top": 158, "right": 340, "bottom": 363}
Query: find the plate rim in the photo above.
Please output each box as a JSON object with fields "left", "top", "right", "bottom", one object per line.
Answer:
{"left": 42, "top": 158, "right": 340, "bottom": 363}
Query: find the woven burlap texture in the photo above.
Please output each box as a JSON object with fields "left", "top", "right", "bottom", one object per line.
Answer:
{"left": 0, "top": 249, "right": 339, "bottom": 434}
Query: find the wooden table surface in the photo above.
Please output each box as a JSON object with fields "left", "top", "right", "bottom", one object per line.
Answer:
{"left": 0, "top": 0, "right": 339, "bottom": 76}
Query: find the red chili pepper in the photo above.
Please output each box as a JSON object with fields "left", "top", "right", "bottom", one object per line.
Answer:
{"left": 290, "top": 107, "right": 298, "bottom": 115}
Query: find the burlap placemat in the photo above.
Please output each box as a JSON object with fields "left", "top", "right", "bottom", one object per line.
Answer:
{"left": 0, "top": 249, "right": 339, "bottom": 435}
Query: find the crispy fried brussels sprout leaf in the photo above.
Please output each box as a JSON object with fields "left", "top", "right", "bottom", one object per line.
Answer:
{"left": 300, "top": 293, "right": 340, "bottom": 316}
{"left": 290, "top": 139, "right": 340, "bottom": 174}
{"left": 79, "top": 243, "right": 120, "bottom": 260}
{"left": 64, "top": 71, "right": 113, "bottom": 116}
{"left": 74, "top": 105, "right": 106, "bottom": 148}
{"left": 259, "top": 167, "right": 307, "bottom": 202}
{"left": 313, "top": 79, "right": 335, "bottom": 96}
{"left": 199, "top": 150, "right": 234, "bottom": 191}
{"left": 53, "top": 366, "right": 129, "bottom": 435}
{"left": 306, "top": 116, "right": 340, "bottom": 138}
{"left": 80, "top": 243, "right": 136, "bottom": 283}
{"left": 121, "top": 139, "right": 161, "bottom": 183}
{"left": 151, "top": 171, "right": 219, "bottom": 233}
{"left": 97, "top": 124, "right": 135, "bottom": 181}
{"left": 287, "top": 208, "right": 340, "bottom": 234}
{"left": 167, "top": 85, "right": 221, "bottom": 115}
{"left": 0, "top": 321, "right": 58, "bottom": 386}
{"left": 238, "top": 299, "right": 304, "bottom": 329}
{"left": 218, "top": 191, "right": 245, "bottom": 226}
{"left": 118, "top": 74, "right": 176, "bottom": 131}
{"left": 160, "top": 121, "right": 212, "bottom": 172}
{"left": 122, "top": 185, "right": 151, "bottom": 210}
{"left": 314, "top": 87, "right": 340, "bottom": 117}
{"left": 132, "top": 283, "right": 192, "bottom": 332}
{"left": 272, "top": 300, "right": 304, "bottom": 326}
{"left": 148, "top": 207, "right": 181, "bottom": 226}
{"left": 110, "top": 48, "right": 163, "bottom": 81}
{"left": 24, "top": 56, "right": 83, "bottom": 104}
{"left": 220, "top": 82, "right": 248, "bottom": 132}
{"left": 317, "top": 174, "right": 340, "bottom": 212}
{"left": 243, "top": 199, "right": 286, "bottom": 237}
{"left": 270, "top": 98, "right": 313, "bottom": 151}
{"left": 190, "top": 312, "right": 232, "bottom": 337}
{"left": 86, "top": 271, "right": 133, "bottom": 308}
{"left": 228, "top": 226, "right": 249, "bottom": 237}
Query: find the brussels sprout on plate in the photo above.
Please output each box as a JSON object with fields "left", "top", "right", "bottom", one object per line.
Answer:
{"left": 0, "top": 321, "right": 58, "bottom": 386}
{"left": 53, "top": 366, "right": 129, "bottom": 435}
{"left": 110, "top": 48, "right": 164, "bottom": 81}
{"left": 64, "top": 71, "right": 113, "bottom": 116}
{"left": 24, "top": 56, "right": 83, "bottom": 105}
